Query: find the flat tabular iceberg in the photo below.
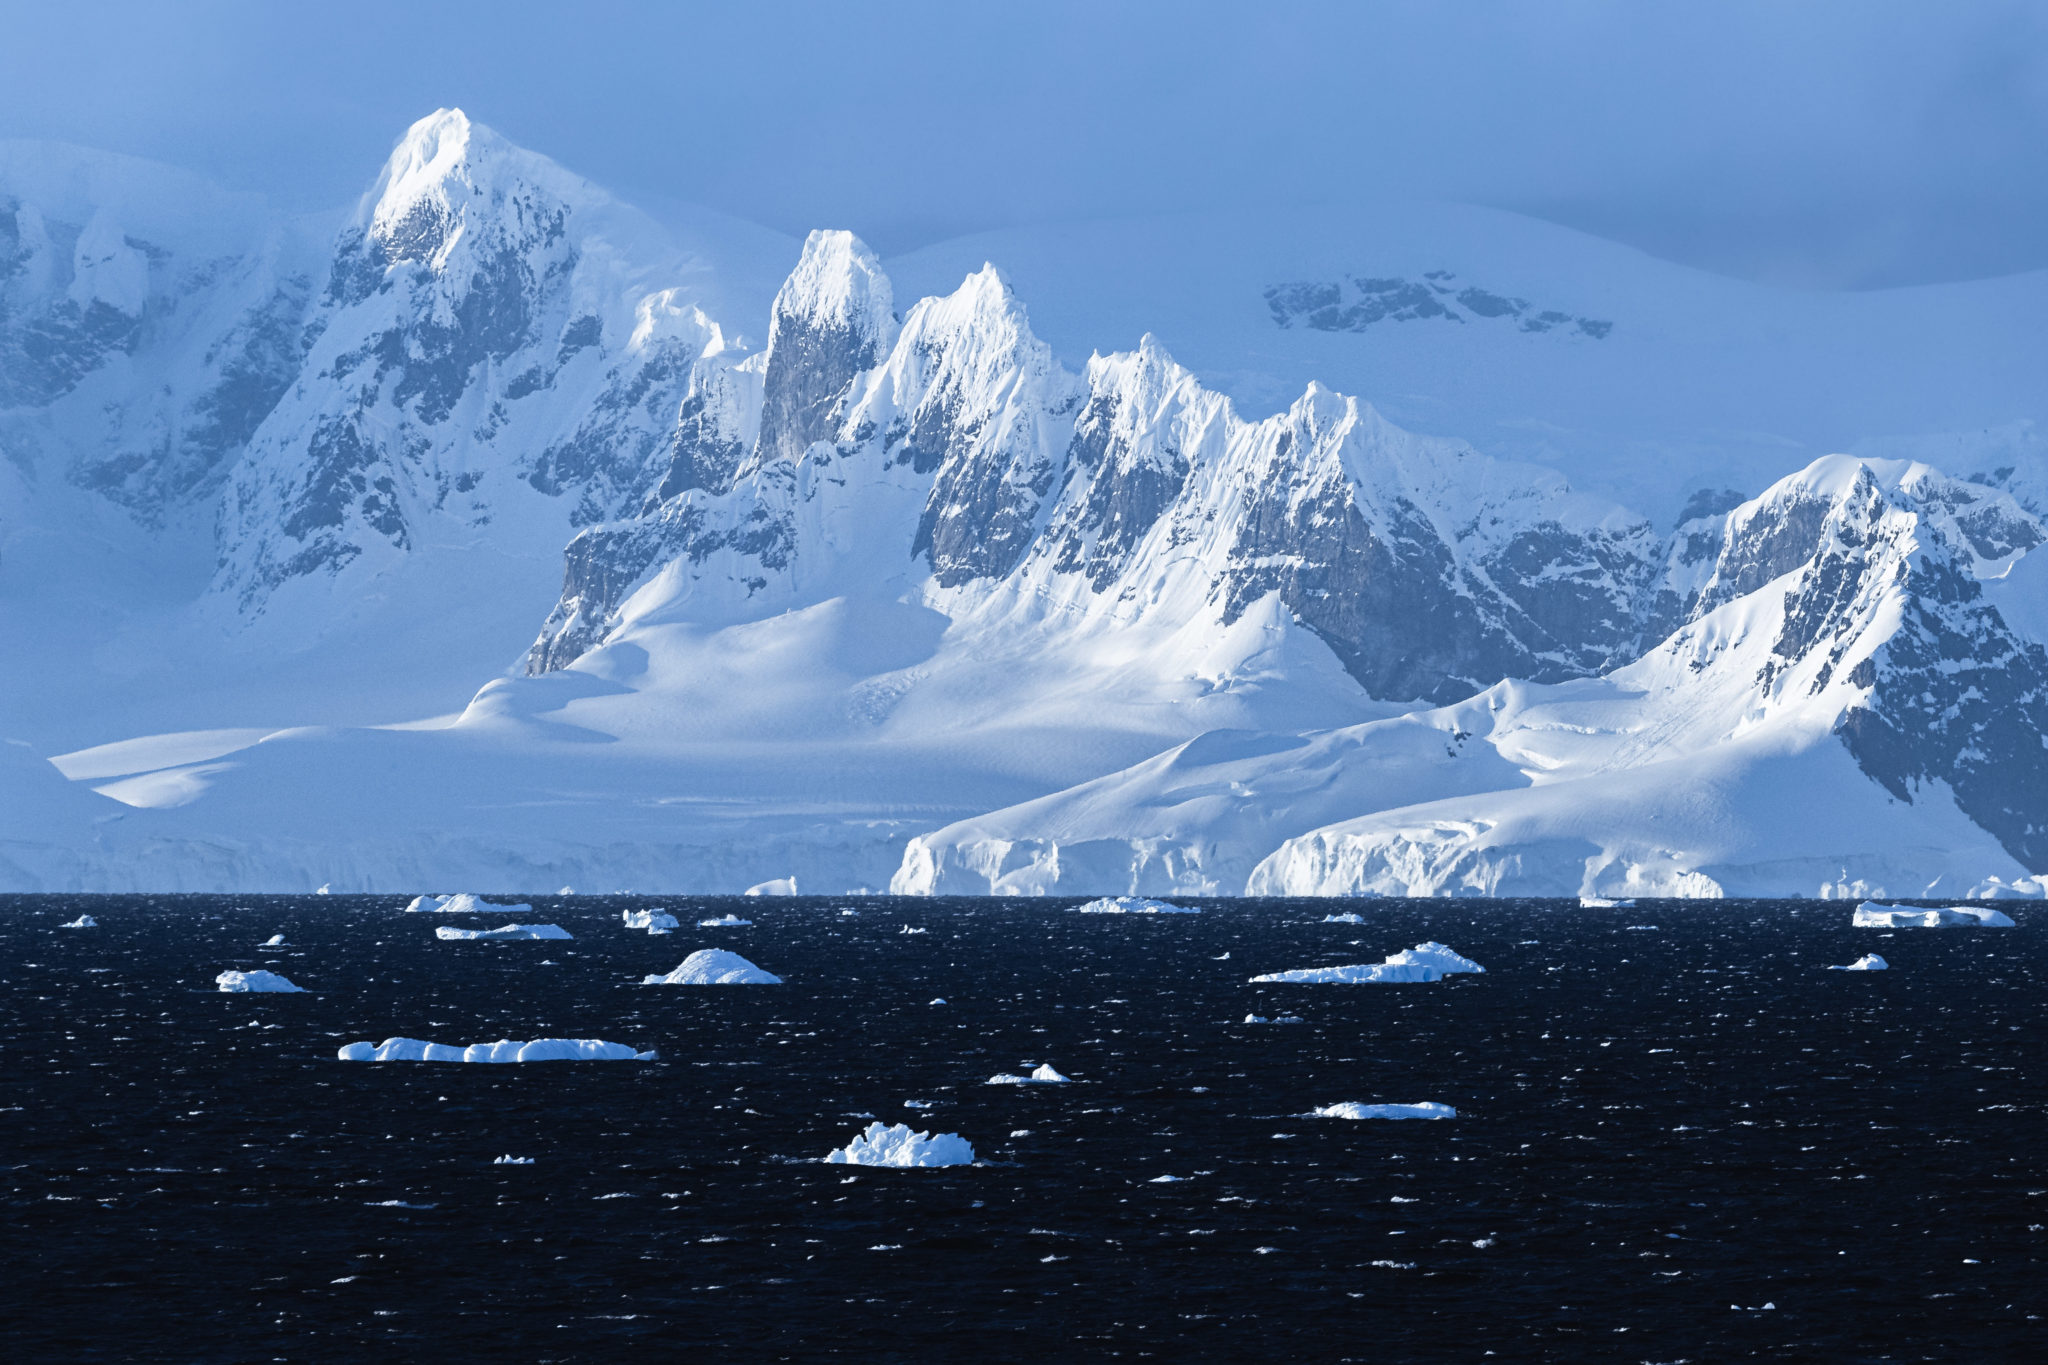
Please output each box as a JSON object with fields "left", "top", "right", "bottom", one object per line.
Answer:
{"left": 1245, "top": 1014, "right": 1306, "bottom": 1024}
{"left": 1252, "top": 941, "right": 1484, "bottom": 984}
{"left": 988, "top": 1064, "right": 1070, "bottom": 1085}
{"left": 435, "top": 923, "right": 573, "bottom": 941}
{"left": 216, "top": 969, "right": 305, "bottom": 993}
{"left": 1074, "top": 896, "right": 1197, "bottom": 914}
{"left": 1311, "top": 1102, "right": 1457, "bottom": 1120}
{"left": 1853, "top": 902, "right": 2015, "bottom": 928}
{"left": 823, "top": 1121, "right": 975, "bottom": 1167}
{"left": 406, "top": 893, "right": 532, "bottom": 915}
{"left": 60, "top": 914, "right": 96, "bottom": 928}
{"left": 338, "top": 1037, "right": 656, "bottom": 1062}
{"left": 1831, "top": 954, "right": 1890, "bottom": 971}
{"left": 1580, "top": 897, "right": 1636, "bottom": 908}
{"left": 1322, "top": 912, "right": 1365, "bottom": 924}
{"left": 698, "top": 914, "right": 753, "bottom": 927}
{"left": 641, "top": 949, "right": 781, "bottom": 985}
{"left": 622, "top": 909, "right": 679, "bottom": 933}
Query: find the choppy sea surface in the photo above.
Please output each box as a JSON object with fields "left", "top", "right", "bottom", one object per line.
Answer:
{"left": 3, "top": 894, "right": 2042, "bottom": 1361}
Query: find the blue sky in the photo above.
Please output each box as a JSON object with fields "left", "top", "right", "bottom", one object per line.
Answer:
{"left": 2, "top": 0, "right": 2042, "bottom": 287}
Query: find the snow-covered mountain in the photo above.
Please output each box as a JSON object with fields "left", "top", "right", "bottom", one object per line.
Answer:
{"left": 2, "top": 111, "right": 2044, "bottom": 898}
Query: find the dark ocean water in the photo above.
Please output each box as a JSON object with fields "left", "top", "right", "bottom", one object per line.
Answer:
{"left": 2, "top": 894, "right": 2043, "bottom": 1362}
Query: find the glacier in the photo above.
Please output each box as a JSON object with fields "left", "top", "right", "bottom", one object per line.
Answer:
{"left": 3, "top": 109, "right": 2046, "bottom": 899}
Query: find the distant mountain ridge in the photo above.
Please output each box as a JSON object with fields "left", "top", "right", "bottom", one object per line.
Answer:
{"left": 1, "top": 110, "right": 2044, "bottom": 898}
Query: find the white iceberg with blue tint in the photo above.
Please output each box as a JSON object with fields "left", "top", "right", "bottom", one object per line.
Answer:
{"left": 216, "top": 969, "right": 305, "bottom": 992}
{"left": 1245, "top": 1014, "right": 1306, "bottom": 1024}
{"left": 262, "top": 933, "right": 285, "bottom": 946}
{"left": 822, "top": 1121, "right": 974, "bottom": 1167}
{"left": 405, "top": 893, "right": 534, "bottom": 915}
{"left": 337, "top": 1037, "right": 655, "bottom": 1062}
{"left": 1310, "top": 1101, "right": 1457, "bottom": 1120}
{"left": 698, "top": 914, "right": 753, "bottom": 927}
{"left": 1322, "top": 912, "right": 1365, "bottom": 924}
{"left": 435, "top": 923, "right": 573, "bottom": 940}
{"left": 1074, "top": 896, "right": 1198, "bottom": 914}
{"left": 1580, "top": 896, "right": 1636, "bottom": 908}
{"left": 1831, "top": 954, "right": 1889, "bottom": 970}
{"left": 640, "top": 949, "right": 781, "bottom": 984}
{"left": 745, "top": 878, "right": 798, "bottom": 897}
{"left": 1252, "top": 940, "right": 1483, "bottom": 983}
{"left": 622, "top": 909, "right": 679, "bottom": 933}
{"left": 1853, "top": 902, "right": 2015, "bottom": 928}
{"left": 61, "top": 914, "right": 97, "bottom": 928}
{"left": 987, "top": 1064, "right": 1070, "bottom": 1085}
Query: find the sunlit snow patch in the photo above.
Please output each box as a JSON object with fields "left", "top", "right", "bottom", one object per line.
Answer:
{"left": 405, "top": 893, "right": 532, "bottom": 915}
{"left": 435, "top": 924, "right": 573, "bottom": 941}
{"left": 1074, "top": 896, "right": 1198, "bottom": 914}
{"left": 1830, "top": 954, "right": 1889, "bottom": 971}
{"left": 1853, "top": 902, "right": 2015, "bottom": 928}
{"left": 822, "top": 1121, "right": 974, "bottom": 1167}
{"left": 1310, "top": 1102, "right": 1457, "bottom": 1120}
{"left": 988, "top": 1065, "right": 1071, "bottom": 1085}
{"left": 698, "top": 914, "right": 753, "bottom": 927}
{"left": 1251, "top": 941, "right": 1484, "bottom": 984}
{"left": 623, "top": 909, "right": 679, "bottom": 933}
{"left": 640, "top": 949, "right": 781, "bottom": 985}
{"left": 60, "top": 915, "right": 97, "bottom": 928}
{"left": 216, "top": 969, "right": 304, "bottom": 993}
{"left": 338, "top": 1037, "right": 656, "bottom": 1062}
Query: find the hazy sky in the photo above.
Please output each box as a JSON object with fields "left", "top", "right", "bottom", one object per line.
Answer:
{"left": 2, "top": 0, "right": 2042, "bottom": 288}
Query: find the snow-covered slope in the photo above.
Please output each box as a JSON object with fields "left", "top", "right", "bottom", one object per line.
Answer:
{"left": 2, "top": 117, "right": 2042, "bottom": 897}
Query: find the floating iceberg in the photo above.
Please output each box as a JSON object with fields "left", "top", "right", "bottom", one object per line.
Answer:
{"left": 698, "top": 914, "right": 753, "bottom": 927}
{"left": 988, "top": 1065, "right": 1071, "bottom": 1085}
{"left": 1310, "top": 1102, "right": 1458, "bottom": 1120}
{"left": 640, "top": 949, "right": 781, "bottom": 985}
{"left": 1252, "top": 941, "right": 1484, "bottom": 984}
{"left": 1853, "top": 902, "right": 2015, "bottom": 928}
{"left": 262, "top": 933, "right": 286, "bottom": 946}
{"left": 435, "top": 924, "right": 573, "bottom": 941}
{"left": 216, "top": 969, "right": 305, "bottom": 993}
{"left": 1322, "top": 912, "right": 1366, "bottom": 924}
{"left": 822, "top": 1121, "right": 975, "bottom": 1167}
{"left": 1831, "top": 954, "right": 1890, "bottom": 971}
{"left": 338, "top": 1037, "right": 656, "bottom": 1062}
{"left": 60, "top": 914, "right": 97, "bottom": 928}
{"left": 1580, "top": 897, "right": 1637, "bottom": 908}
{"left": 622, "top": 909, "right": 680, "bottom": 933}
{"left": 1245, "top": 1014, "right": 1306, "bottom": 1024}
{"left": 745, "top": 878, "right": 798, "bottom": 897}
{"left": 1074, "top": 896, "right": 1198, "bottom": 914}
{"left": 493, "top": 1155, "right": 536, "bottom": 1165}
{"left": 405, "top": 893, "right": 533, "bottom": 916}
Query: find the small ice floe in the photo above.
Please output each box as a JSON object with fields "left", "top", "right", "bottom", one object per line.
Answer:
{"left": 314, "top": 884, "right": 331, "bottom": 895}
{"left": 60, "top": 915, "right": 96, "bottom": 929}
{"left": 930, "top": 998, "right": 947, "bottom": 1005}
{"left": 822, "top": 1121, "right": 974, "bottom": 1167}
{"left": 839, "top": 908, "right": 860, "bottom": 917}
{"left": 988, "top": 1065, "right": 1070, "bottom": 1085}
{"left": 1580, "top": 896, "right": 1636, "bottom": 908}
{"left": 1853, "top": 901, "right": 2015, "bottom": 928}
{"left": 640, "top": 949, "right": 781, "bottom": 985}
{"left": 1322, "top": 912, "right": 1366, "bottom": 924}
{"left": 1830, "top": 954, "right": 1889, "bottom": 971}
{"left": 745, "top": 877, "right": 798, "bottom": 897}
{"left": 900, "top": 925, "right": 926, "bottom": 934}
{"left": 338, "top": 1037, "right": 656, "bottom": 1062}
{"left": 1625, "top": 925, "right": 1659, "bottom": 931}
{"left": 1244, "top": 1014, "right": 1305, "bottom": 1024}
{"left": 405, "top": 893, "right": 532, "bottom": 915}
{"left": 1251, "top": 941, "right": 1484, "bottom": 984}
{"left": 698, "top": 914, "right": 753, "bottom": 928}
{"left": 262, "top": 934, "right": 286, "bottom": 946}
{"left": 904, "top": 1099, "right": 934, "bottom": 1109}
{"left": 215, "top": 970, "right": 305, "bottom": 993}
{"left": 1309, "top": 1102, "right": 1457, "bottom": 1121}
{"left": 493, "top": 1155, "right": 535, "bottom": 1165}
{"left": 1074, "top": 896, "right": 1198, "bottom": 914}
{"left": 1148, "top": 1174, "right": 1187, "bottom": 1183}
{"left": 622, "top": 909, "right": 679, "bottom": 934}
{"left": 435, "top": 923, "right": 573, "bottom": 941}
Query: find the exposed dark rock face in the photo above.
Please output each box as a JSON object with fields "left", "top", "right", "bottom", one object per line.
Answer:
{"left": 1265, "top": 268, "right": 1612, "bottom": 339}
